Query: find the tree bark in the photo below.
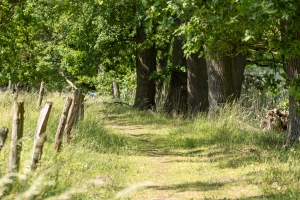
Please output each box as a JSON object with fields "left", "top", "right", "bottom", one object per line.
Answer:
{"left": 155, "top": 43, "right": 170, "bottom": 105}
{"left": 233, "top": 53, "right": 247, "bottom": 99}
{"left": 187, "top": 50, "right": 209, "bottom": 115}
{"left": 165, "top": 37, "right": 188, "bottom": 116}
{"left": 280, "top": 21, "right": 300, "bottom": 147}
{"left": 206, "top": 50, "right": 236, "bottom": 108}
{"left": 134, "top": 25, "right": 156, "bottom": 110}
{"left": 285, "top": 54, "right": 300, "bottom": 147}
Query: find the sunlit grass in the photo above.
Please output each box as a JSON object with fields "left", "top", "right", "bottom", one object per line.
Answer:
{"left": 0, "top": 92, "right": 133, "bottom": 199}
{"left": 1, "top": 90, "right": 300, "bottom": 199}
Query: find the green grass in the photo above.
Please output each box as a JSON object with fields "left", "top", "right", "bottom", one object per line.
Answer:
{"left": 1, "top": 90, "right": 300, "bottom": 199}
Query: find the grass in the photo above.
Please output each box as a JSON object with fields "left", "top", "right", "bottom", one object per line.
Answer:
{"left": 0, "top": 90, "right": 300, "bottom": 199}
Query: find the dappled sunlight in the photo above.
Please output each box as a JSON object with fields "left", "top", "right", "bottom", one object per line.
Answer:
{"left": 1, "top": 94, "right": 300, "bottom": 199}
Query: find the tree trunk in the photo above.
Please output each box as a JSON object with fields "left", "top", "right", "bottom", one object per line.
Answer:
{"left": 285, "top": 55, "right": 300, "bottom": 147}
{"left": 134, "top": 25, "right": 156, "bottom": 110}
{"left": 206, "top": 50, "right": 236, "bottom": 108}
{"left": 155, "top": 43, "right": 170, "bottom": 105}
{"left": 233, "top": 53, "right": 247, "bottom": 99}
{"left": 187, "top": 50, "right": 209, "bottom": 115}
{"left": 165, "top": 37, "right": 187, "bottom": 116}
{"left": 280, "top": 21, "right": 300, "bottom": 147}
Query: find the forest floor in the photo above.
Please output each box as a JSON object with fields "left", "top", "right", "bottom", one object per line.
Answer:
{"left": 98, "top": 106, "right": 266, "bottom": 200}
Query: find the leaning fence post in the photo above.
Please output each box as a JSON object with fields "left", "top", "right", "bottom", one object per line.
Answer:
{"left": 31, "top": 102, "right": 52, "bottom": 170}
{"left": 80, "top": 93, "right": 85, "bottom": 120}
{"left": 54, "top": 97, "right": 72, "bottom": 152}
{"left": 65, "top": 89, "right": 81, "bottom": 144}
{"left": 8, "top": 102, "right": 24, "bottom": 173}
{"left": 0, "top": 126, "right": 9, "bottom": 151}
{"left": 36, "top": 81, "right": 45, "bottom": 108}
{"left": 74, "top": 92, "right": 85, "bottom": 125}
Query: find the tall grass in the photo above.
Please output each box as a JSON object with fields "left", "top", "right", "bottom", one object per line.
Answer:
{"left": 1, "top": 87, "right": 300, "bottom": 199}
{"left": 0, "top": 91, "right": 134, "bottom": 199}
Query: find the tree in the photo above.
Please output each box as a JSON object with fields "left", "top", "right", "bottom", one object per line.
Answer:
{"left": 134, "top": 25, "right": 157, "bottom": 109}
{"left": 186, "top": 50, "right": 209, "bottom": 115}
{"left": 233, "top": 52, "right": 247, "bottom": 99}
{"left": 281, "top": 22, "right": 300, "bottom": 147}
{"left": 155, "top": 43, "right": 170, "bottom": 105}
{"left": 165, "top": 36, "right": 188, "bottom": 116}
{"left": 164, "top": 1, "right": 249, "bottom": 110}
{"left": 206, "top": 50, "right": 236, "bottom": 107}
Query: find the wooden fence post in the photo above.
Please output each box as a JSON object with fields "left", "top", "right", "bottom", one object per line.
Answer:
{"left": 80, "top": 93, "right": 85, "bottom": 120}
{"left": 75, "top": 92, "right": 85, "bottom": 125}
{"left": 0, "top": 127, "right": 9, "bottom": 151}
{"left": 31, "top": 102, "right": 52, "bottom": 170}
{"left": 36, "top": 81, "right": 45, "bottom": 108}
{"left": 54, "top": 97, "right": 72, "bottom": 152}
{"left": 8, "top": 102, "right": 24, "bottom": 173}
{"left": 65, "top": 89, "right": 81, "bottom": 144}
{"left": 112, "top": 81, "right": 120, "bottom": 100}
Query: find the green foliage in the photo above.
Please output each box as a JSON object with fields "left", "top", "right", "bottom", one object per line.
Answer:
{"left": 289, "top": 76, "right": 300, "bottom": 101}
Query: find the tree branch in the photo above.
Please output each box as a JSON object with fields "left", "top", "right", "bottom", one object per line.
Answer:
{"left": 247, "top": 58, "right": 284, "bottom": 66}
{"left": 58, "top": 70, "right": 78, "bottom": 89}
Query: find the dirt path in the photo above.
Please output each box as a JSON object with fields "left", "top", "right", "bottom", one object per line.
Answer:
{"left": 101, "top": 110, "right": 264, "bottom": 200}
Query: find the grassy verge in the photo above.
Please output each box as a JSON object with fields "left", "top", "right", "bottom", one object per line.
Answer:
{"left": 0, "top": 92, "right": 134, "bottom": 199}
{"left": 0, "top": 91, "right": 300, "bottom": 199}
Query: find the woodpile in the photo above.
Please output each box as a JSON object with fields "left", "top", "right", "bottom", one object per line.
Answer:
{"left": 260, "top": 108, "right": 289, "bottom": 132}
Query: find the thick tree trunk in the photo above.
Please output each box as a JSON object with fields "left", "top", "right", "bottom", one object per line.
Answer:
{"left": 187, "top": 51, "right": 209, "bottom": 115}
{"left": 280, "top": 22, "right": 300, "bottom": 147}
{"left": 155, "top": 43, "right": 170, "bottom": 105}
{"left": 233, "top": 53, "right": 247, "bottom": 99}
{"left": 166, "top": 71, "right": 187, "bottom": 116}
{"left": 134, "top": 25, "right": 156, "bottom": 110}
{"left": 165, "top": 37, "right": 187, "bottom": 116}
{"left": 206, "top": 50, "right": 236, "bottom": 108}
{"left": 285, "top": 56, "right": 300, "bottom": 147}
